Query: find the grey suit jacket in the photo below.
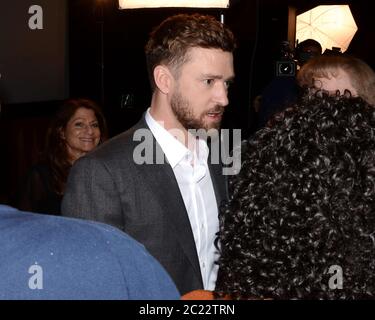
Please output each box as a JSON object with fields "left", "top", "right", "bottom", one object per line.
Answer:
{"left": 61, "top": 116, "right": 227, "bottom": 295}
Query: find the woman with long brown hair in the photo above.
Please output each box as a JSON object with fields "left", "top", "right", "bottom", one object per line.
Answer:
{"left": 16, "top": 99, "right": 108, "bottom": 215}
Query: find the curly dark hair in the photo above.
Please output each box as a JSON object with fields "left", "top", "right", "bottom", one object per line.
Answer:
{"left": 145, "top": 13, "right": 236, "bottom": 90}
{"left": 44, "top": 99, "right": 108, "bottom": 195}
{"left": 215, "top": 94, "right": 375, "bottom": 299}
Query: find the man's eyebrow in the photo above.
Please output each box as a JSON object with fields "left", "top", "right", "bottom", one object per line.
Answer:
{"left": 201, "top": 74, "right": 235, "bottom": 81}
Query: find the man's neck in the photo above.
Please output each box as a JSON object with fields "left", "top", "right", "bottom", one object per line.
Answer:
{"left": 149, "top": 96, "right": 191, "bottom": 149}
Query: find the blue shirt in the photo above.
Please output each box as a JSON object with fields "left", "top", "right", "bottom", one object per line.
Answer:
{"left": 0, "top": 205, "right": 179, "bottom": 300}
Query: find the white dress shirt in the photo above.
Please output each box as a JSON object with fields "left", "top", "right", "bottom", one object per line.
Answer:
{"left": 145, "top": 109, "right": 219, "bottom": 290}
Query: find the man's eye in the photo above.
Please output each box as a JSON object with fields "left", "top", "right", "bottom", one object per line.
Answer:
{"left": 204, "top": 79, "right": 214, "bottom": 86}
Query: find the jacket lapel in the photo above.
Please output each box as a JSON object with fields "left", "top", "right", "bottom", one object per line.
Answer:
{"left": 131, "top": 116, "right": 203, "bottom": 285}
{"left": 142, "top": 161, "right": 203, "bottom": 282}
{"left": 208, "top": 162, "right": 227, "bottom": 210}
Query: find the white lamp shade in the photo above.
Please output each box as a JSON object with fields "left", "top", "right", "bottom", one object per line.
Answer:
{"left": 119, "top": 0, "right": 229, "bottom": 9}
{"left": 296, "top": 5, "right": 358, "bottom": 53}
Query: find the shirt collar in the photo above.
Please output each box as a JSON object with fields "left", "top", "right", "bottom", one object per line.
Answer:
{"left": 145, "top": 108, "right": 209, "bottom": 168}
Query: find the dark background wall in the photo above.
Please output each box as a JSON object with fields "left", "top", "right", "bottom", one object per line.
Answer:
{"left": 0, "top": 0, "right": 68, "bottom": 104}
{"left": 0, "top": 0, "right": 373, "bottom": 203}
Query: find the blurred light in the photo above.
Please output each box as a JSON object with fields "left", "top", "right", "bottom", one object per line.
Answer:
{"left": 296, "top": 5, "right": 358, "bottom": 53}
{"left": 119, "top": 0, "right": 229, "bottom": 9}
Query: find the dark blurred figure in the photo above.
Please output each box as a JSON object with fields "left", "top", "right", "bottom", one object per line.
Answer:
{"left": 256, "top": 39, "right": 322, "bottom": 129}
{"left": 216, "top": 94, "right": 375, "bottom": 299}
{"left": 295, "top": 39, "right": 322, "bottom": 67}
{"left": 15, "top": 99, "right": 108, "bottom": 215}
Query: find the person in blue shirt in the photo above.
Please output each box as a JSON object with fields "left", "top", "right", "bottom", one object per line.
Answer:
{"left": 0, "top": 204, "right": 179, "bottom": 300}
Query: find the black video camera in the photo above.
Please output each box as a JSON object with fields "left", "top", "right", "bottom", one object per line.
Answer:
{"left": 276, "top": 40, "right": 296, "bottom": 77}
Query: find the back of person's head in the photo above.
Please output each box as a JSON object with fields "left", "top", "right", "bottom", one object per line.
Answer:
{"left": 216, "top": 94, "right": 375, "bottom": 299}
{"left": 145, "top": 13, "right": 236, "bottom": 90}
{"left": 297, "top": 54, "right": 375, "bottom": 106}
{"left": 295, "top": 39, "right": 322, "bottom": 66}
{"left": 45, "top": 98, "right": 107, "bottom": 194}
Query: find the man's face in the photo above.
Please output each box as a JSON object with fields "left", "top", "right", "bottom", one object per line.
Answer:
{"left": 170, "top": 47, "right": 234, "bottom": 131}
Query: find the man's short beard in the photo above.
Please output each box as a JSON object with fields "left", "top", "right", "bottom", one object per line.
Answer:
{"left": 171, "top": 90, "right": 222, "bottom": 131}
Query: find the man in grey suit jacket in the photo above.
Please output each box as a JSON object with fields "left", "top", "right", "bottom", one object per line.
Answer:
{"left": 62, "top": 13, "right": 236, "bottom": 295}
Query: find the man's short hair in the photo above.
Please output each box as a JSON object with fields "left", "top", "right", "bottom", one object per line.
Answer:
{"left": 145, "top": 13, "right": 236, "bottom": 90}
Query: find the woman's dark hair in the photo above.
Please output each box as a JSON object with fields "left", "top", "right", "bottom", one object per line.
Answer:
{"left": 216, "top": 94, "right": 375, "bottom": 299}
{"left": 44, "top": 98, "right": 108, "bottom": 195}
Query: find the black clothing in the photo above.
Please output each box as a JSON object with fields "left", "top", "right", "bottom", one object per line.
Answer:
{"left": 16, "top": 164, "right": 62, "bottom": 215}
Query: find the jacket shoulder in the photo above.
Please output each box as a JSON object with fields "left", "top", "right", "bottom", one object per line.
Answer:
{"left": 86, "top": 118, "right": 150, "bottom": 161}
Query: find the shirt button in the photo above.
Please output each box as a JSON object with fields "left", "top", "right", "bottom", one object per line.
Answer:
{"left": 202, "top": 263, "right": 206, "bottom": 269}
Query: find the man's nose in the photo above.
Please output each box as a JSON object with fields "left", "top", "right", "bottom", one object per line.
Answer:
{"left": 214, "top": 82, "right": 229, "bottom": 107}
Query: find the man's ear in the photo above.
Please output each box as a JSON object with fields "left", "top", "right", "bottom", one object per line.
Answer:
{"left": 153, "top": 65, "right": 174, "bottom": 94}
